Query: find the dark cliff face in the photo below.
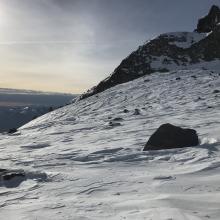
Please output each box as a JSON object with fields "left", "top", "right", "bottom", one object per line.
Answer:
{"left": 80, "top": 5, "right": 220, "bottom": 100}
{"left": 191, "top": 26, "right": 220, "bottom": 60}
{"left": 195, "top": 5, "right": 220, "bottom": 33}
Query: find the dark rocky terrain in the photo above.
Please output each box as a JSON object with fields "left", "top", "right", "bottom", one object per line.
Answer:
{"left": 195, "top": 5, "right": 220, "bottom": 33}
{"left": 80, "top": 5, "right": 220, "bottom": 100}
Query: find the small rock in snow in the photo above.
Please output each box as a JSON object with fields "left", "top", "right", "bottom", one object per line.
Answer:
{"left": 112, "top": 117, "right": 123, "bottom": 121}
{"left": 134, "top": 109, "right": 141, "bottom": 115}
{"left": 213, "top": 89, "right": 220, "bottom": 93}
{"left": 108, "top": 121, "right": 121, "bottom": 127}
{"left": 191, "top": 75, "right": 197, "bottom": 79}
{"left": 0, "top": 169, "right": 26, "bottom": 188}
{"left": 8, "top": 128, "right": 17, "bottom": 134}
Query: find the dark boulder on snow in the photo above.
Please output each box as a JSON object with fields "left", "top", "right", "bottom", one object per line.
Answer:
{"left": 191, "top": 75, "right": 197, "bottom": 79}
{"left": 0, "top": 169, "right": 47, "bottom": 188}
{"left": 0, "top": 169, "right": 26, "bottom": 188}
{"left": 213, "top": 89, "right": 220, "bottom": 93}
{"left": 108, "top": 121, "right": 121, "bottom": 127}
{"left": 196, "top": 5, "right": 220, "bottom": 33}
{"left": 134, "top": 108, "right": 141, "bottom": 115}
{"left": 8, "top": 128, "right": 17, "bottom": 134}
{"left": 143, "top": 123, "right": 199, "bottom": 151}
{"left": 112, "top": 117, "right": 123, "bottom": 121}
{"left": 123, "top": 109, "right": 129, "bottom": 113}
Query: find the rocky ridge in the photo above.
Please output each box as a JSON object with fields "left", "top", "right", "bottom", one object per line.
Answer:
{"left": 80, "top": 5, "right": 220, "bottom": 100}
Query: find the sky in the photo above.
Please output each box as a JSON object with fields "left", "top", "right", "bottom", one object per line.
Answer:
{"left": 0, "top": 0, "right": 219, "bottom": 94}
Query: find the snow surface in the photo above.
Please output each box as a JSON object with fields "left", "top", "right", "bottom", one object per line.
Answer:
{"left": 0, "top": 69, "right": 220, "bottom": 219}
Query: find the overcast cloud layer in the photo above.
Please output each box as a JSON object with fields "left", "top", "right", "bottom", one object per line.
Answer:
{"left": 0, "top": 0, "right": 219, "bottom": 93}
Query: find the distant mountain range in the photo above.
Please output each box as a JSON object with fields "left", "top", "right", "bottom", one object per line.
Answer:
{"left": 0, "top": 88, "right": 77, "bottom": 132}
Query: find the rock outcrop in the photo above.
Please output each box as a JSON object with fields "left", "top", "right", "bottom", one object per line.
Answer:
{"left": 8, "top": 128, "right": 17, "bottom": 134}
{"left": 80, "top": 5, "right": 220, "bottom": 100}
{"left": 195, "top": 5, "right": 220, "bottom": 33}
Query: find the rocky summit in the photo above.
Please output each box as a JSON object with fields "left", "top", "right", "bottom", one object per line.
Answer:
{"left": 80, "top": 5, "right": 220, "bottom": 100}
{"left": 195, "top": 5, "right": 220, "bottom": 33}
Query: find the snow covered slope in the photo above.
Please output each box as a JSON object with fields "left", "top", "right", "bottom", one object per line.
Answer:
{"left": 0, "top": 69, "right": 219, "bottom": 219}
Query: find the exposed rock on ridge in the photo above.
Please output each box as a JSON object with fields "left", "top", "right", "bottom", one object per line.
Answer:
{"left": 80, "top": 5, "right": 220, "bottom": 100}
{"left": 195, "top": 5, "right": 220, "bottom": 33}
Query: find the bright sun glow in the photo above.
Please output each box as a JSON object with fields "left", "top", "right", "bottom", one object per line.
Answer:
{"left": 0, "top": 4, "right": 5, "bottom": 25}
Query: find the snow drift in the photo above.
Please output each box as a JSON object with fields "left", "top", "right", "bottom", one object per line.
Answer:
{"left": 0, "top": 69, "right": 219, "bottom": 219}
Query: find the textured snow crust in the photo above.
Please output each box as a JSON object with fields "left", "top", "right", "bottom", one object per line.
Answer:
{"left": 0, "top": 69, "right": 220, "bottom": 220}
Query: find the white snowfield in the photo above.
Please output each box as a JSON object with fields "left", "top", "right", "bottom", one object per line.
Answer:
{"left": 0, "top": 69, "right": 220, "bottom": 220}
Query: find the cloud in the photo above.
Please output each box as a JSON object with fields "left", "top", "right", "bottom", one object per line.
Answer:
{"left": 0, "top": 0, "right": 219, "bottom": 93}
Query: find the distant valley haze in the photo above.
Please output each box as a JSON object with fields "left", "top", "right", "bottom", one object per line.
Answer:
{"left": 0, "top": 88, "right": 76, "bottom": 132}
{"left": 0, "top": 0, "right": 219, "bottom": 93}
